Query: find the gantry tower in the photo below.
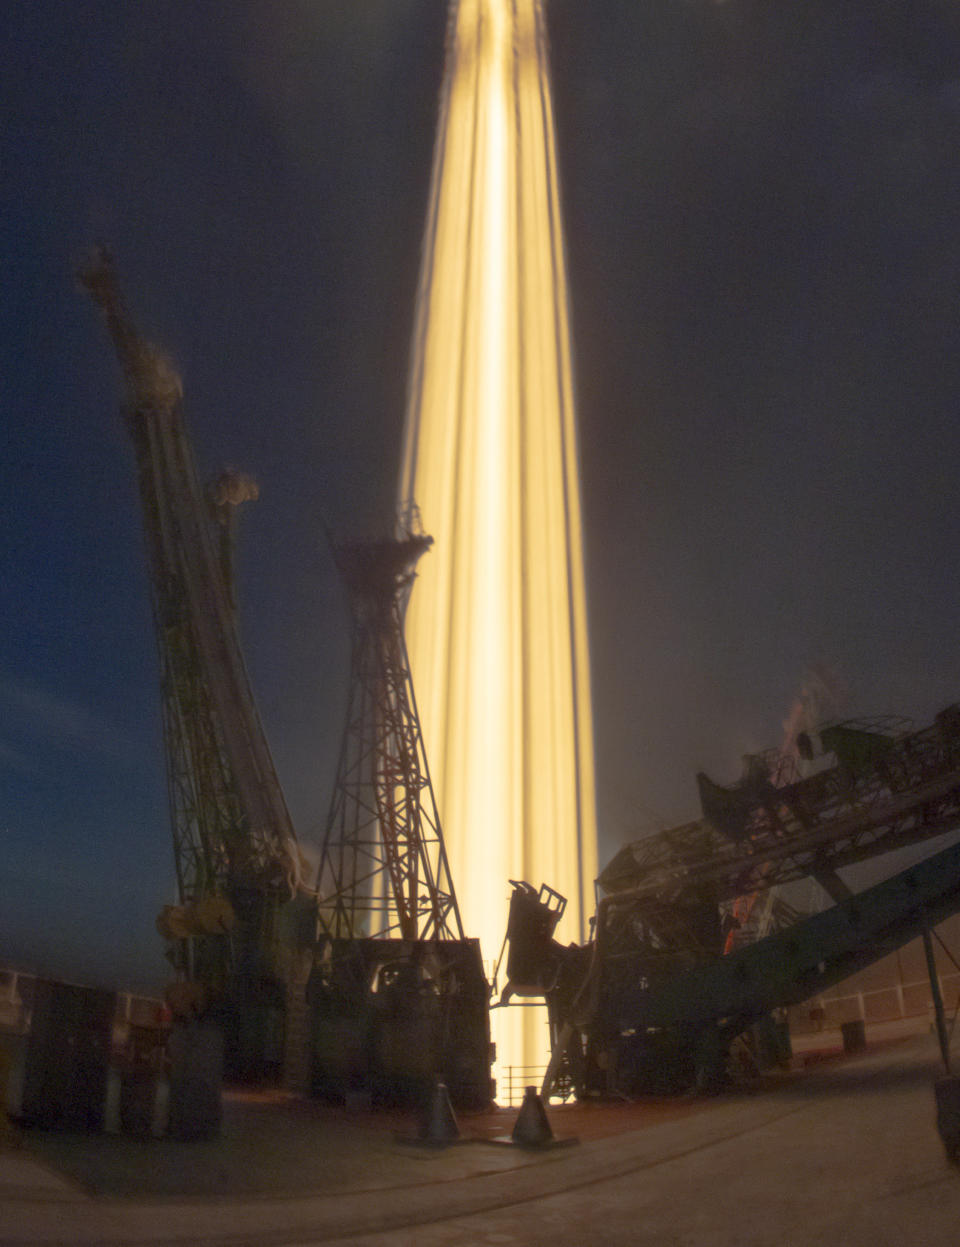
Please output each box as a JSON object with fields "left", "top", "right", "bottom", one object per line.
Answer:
{"left": 310, "top": 519, "right": 490, "bottom": 1108}
{"left": 316, "top": 516, "right": 463, "bottom": 943}
{"left": 79, "top": 250, "right": 299, "bottom": 1004}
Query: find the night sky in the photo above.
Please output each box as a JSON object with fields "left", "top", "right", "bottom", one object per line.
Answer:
{"left": 5, "top": 0, "right": 960, "bottom": 992}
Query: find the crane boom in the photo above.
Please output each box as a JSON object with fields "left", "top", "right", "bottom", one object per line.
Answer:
{"left": 79, "top": 248, "right": 298, "bottom": 951}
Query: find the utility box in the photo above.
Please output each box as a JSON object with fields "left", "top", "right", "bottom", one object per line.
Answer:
{"left": 19, "top": 979, "right": 116, "bottom": 1130}
{"left": 167, "top": 1022, "right": 222, "bottom": 1140}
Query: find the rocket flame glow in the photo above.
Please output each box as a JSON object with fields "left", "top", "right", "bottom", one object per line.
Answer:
{"left": 400, "top": 0, "right": 597, "bottom": 1090}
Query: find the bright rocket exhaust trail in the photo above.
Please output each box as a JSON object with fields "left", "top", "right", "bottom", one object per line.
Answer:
{"left": 400, "top": 0, "right": 597, "bottom": 1094}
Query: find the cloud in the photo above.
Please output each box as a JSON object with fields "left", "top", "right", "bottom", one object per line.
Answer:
{"left": 0, "top": 675, "right": 129, "bottom": 761}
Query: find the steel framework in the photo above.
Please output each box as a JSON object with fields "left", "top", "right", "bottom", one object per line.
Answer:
{"left": 502, "top": 701, "right": 960, "bottom": 1099}
{"left": 597, "top": 707, "right": 960, "bottom": 950}
{"left": 79, "top": 250, "right": 298, "bottom": 993}
{"left": 315, "top": 523, "right": 464, "bottom": 943}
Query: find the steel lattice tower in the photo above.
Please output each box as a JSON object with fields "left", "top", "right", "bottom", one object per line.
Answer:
{"left": 80, "top": 250, "right": 298, "bottom": 991}
{"left": 316, "top": 521, "right": 464, "bottom": 944}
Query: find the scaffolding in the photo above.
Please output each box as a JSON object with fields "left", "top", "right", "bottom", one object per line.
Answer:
{"left": 315, "top": 519, "right": 463, "bottom": 943}
{"left": 80, "top": 250, "right": 299, "bottom": 1079}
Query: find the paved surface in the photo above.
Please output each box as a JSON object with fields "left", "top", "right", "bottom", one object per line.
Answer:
{"left": 2, "top": 1033, "right": 958, "bottom": 1246}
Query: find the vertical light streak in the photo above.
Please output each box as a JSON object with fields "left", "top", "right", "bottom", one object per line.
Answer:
{"left": 400, "top": 0, "right": 597, "bottom": 1092}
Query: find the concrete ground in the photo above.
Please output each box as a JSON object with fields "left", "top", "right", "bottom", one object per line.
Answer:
{"left": 1, "top": 1030, "right": 958, "bottom": 1246}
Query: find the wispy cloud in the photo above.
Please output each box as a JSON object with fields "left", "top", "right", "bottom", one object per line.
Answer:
{"left": 0, "top": 675, "right": 130, "bottom": 761}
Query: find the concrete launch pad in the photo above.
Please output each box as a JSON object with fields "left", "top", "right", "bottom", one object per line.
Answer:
{"left": 2, "top": 1028, "right": 959, "bottom": 1246}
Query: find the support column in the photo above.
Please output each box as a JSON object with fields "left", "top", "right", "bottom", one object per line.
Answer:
{"left": 922, "top": 920, "right": 951, "bottom": 1074}
{"left": 282, "top": 948, "right": 314, "bottom": 1095}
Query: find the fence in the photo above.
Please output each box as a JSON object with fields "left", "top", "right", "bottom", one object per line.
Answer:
{"left": 498, "top": 1064, "right": 550, "bottom": 1107}
{"left": 0, "top": 967, "right": 163, "bottom": 1039}
{"left": 788, "top": 969, "right": 960, "bottom": 1034}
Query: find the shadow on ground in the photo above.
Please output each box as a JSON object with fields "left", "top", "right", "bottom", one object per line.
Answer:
{"left": 18, "top": 1034, "right": 946, "bottom": 1200}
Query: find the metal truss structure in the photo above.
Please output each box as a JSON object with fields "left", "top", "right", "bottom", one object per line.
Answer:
{"left": 503, "top": 701, "right": 960, "bottom": 1099}
{"left": 315, "top": 523, "right": 464, "bottom": 944}
{"left": 80, "top": 251, "right": 298, "bottom": 999}
{"left": 598, "top": 706, "right": 960, "bottom": 950}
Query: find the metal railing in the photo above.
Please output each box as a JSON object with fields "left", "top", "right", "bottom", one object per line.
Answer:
{"left": 498, "top": 1064, "right": 549, "bottom": 1107}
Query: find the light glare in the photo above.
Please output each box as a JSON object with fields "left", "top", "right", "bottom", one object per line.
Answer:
{"left": 400, "top": 0, "right": 597, "bottom": 1094}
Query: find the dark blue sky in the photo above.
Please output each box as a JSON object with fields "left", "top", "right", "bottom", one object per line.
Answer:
{"left": 5, "top": 0, "right": 960, "bottom": 991}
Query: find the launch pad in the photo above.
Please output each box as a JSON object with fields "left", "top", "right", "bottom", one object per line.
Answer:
{"left": 5, "top": 1030, "right": 960, "bottom": 1247}
{"left": 77, "top": 247, "right": 960, "bottom": 1119}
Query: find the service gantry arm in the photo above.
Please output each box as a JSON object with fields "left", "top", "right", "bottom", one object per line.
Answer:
{"left": 597, "top": 707, "right": 960, "bottom": 948}
{"left": 79, "top": 249, "right": 299, "bottom": 933}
